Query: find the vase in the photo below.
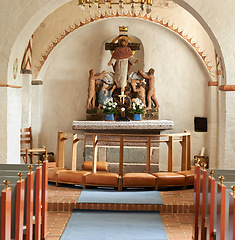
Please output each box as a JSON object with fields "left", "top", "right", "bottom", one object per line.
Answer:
{"left": 105, "top": 113, "right": 114, "bottom": 121}
{"left": 133, "top": 113, "right": 142, "bottom": 121}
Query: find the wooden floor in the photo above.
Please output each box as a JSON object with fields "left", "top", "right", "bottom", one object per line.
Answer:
{"left": 46, "top": 184, "right": 194, "bottom": 240}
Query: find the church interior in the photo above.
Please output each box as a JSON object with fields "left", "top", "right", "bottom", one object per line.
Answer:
{"left": 1, "top": 0, "right": 235, "bottom": 239}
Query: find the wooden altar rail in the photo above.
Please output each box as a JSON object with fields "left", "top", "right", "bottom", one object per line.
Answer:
{"left": 193, "top": 164, "right": 235, "bottom": 240}
{"left": 84, "top": 132, "right": 191, "bottom": 175}
{"left": 56, "top": 132, "right": 84, "bottom": 171}
{"left": 0, "top": 161, "right": 48, "bottom": 240}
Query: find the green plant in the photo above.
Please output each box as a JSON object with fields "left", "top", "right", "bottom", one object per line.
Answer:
{"left": 129, "top": 98, "right": 145, "bottom": 114}
{"left": 103, "top": 99, "right": 117, "bottom": 114}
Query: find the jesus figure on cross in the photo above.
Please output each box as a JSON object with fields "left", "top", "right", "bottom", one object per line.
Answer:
{"left": 108, "top": 36, "right": 138, "bottom": 98}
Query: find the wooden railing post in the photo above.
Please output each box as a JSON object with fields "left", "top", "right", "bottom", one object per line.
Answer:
{"left": 35, "top": 164, "right": 42, "bottom": 240}
{"left": 42, "top": 159, "right": 48, "bottom": 239}
{"left": 56, "top": 132, "right": 60, "bottom": 168}
{"left": 1, "top": 186, "right": 11, "bottom": 240}
{"left": 207, "top": 171, "right": 216, "bottom": 240}
{"left": 92, "top": 135, "right": 98, "bottom": 173}
{"left": 229, "top": 186, "right": 235, "bottom": 240}
{"left": 119, "top": 136, "right": 124, "bottom": 177}
{"left": 193, "top": 163, "right": 201, "bottom": 240}
{"left": 180, "top": 135, "right": 187, "bottom": 171}
{"left": 146, "top": 137, "right": 151, "bottom": 173}
{"left": 15, "top": 178, "right": 25, "bottom": 240}
{"left": 217, "top": 176, "right": 226, "bottom": 240}
{"left": 71, "top": 134, "right": 78, "bottom": 171}
{"left": 167, "top": 136, "right": 173, "bottom": 172}
{"left": 26, "top": 169, "right": 34, "bottom": 240}
{"left": 200, "top": 165, "right": 207, "bottom": 240}
{"left": 186, "top": 134, "right": 191, "bottom": 170}
{"left": 56, "top": 132, "right": 67, "bottom": 168}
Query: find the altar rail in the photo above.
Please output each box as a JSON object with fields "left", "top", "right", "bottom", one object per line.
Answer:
{"left": 84, "top": 131, "right": 191, "bottom": 175}
{"left": 193, "top": 162, "right": 235, "bottom": 240}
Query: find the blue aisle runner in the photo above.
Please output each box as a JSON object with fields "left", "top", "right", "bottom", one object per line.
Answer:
{"left": 77, "top": 189, "right": 163, "bottom": 205}
{"left": 61, "top": 210, "right": 168, "bottom": 240}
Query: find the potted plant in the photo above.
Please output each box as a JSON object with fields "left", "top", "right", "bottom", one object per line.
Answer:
{"left": 129, "top": 98, "right": 145, "bottom": 120}
{"left": 103, "top": 99, "right": 117, "bottom": 121}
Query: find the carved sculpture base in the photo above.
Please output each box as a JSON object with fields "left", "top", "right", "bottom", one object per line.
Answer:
{"left": 86, "top": 108, "right": 159, "bottom": 121}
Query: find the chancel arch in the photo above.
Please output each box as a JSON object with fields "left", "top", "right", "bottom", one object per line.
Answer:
{"left": 1, "top": 0, "right": 234, "bottom": 170}
{"left": 33, "top": 17, "right": 212, "bottom": 170}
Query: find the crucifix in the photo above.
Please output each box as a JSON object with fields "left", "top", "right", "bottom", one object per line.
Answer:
{"left": 106, "top": 26, "right": 141, "bottom": 103}
{"left": 118, "top": 91, "right": 126, "bottom": 104}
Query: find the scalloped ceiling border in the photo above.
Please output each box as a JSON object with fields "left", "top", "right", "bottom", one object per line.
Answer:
{"left": 35, "top": 11, "right": 216, "bottom": 80}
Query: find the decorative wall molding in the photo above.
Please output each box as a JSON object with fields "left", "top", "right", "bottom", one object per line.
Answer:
{"left": 21, "top": 36, "right": 33, "bottom": 71}
{"left": 0, "top": 82, "right": 22, "bottom": 89}
{"left": 219, "top": 85, "right": 235, "bottom": 91}
{"left": 208, "top": 81, "right": 218, "bottom": 86}
{"left": 35, "top": 11, "right": 215, "bottom": 79}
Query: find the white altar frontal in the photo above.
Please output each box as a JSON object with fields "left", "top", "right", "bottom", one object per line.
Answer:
{"left": 72, "top": 120, "right": 174, "bottom": 173}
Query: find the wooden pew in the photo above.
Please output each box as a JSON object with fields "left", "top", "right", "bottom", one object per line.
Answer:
{"left": 193, "top": 165, "right": 235, "bottom": 240}
{"left": 199, "top": 163, "right": 207, "bottom": 240}
{"left": 205, "top": 170, "right": 235, "bottom": 240}
{"left": 207, "top": 170, "right": 216, "bottom": 240}
{"left": 193, "top": 162, "right": 201, "bottom": 240}
{"left": 229, "top": 186, "right": 235, "bottom": 240}
{"left": 0, "top": 180, "right": 11, "bottom": 240}
{"left": 26, "top": 169, "right": 34, "bottom": 240}
{"left": 35, "top": 164, "right": 42, "bottom": 240}
{"left": 0, "top": 161, "right": 48, "bottom": 239}
{"left": 0, "top": 175, "right": 27, "bottom": 239}
{"left": 15, "top": 174, "right": 25, "bottom": 240}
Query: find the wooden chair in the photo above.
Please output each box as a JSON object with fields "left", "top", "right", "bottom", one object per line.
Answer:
{"left": 20, "top": 127, "right": 47, "bottom": 164}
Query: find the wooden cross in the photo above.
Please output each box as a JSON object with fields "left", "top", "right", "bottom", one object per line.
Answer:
{"left": 105, "top": 41, "right": 140, "bottom": 51}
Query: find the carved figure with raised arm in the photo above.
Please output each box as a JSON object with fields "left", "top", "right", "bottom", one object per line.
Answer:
{"left": 86, "top": 69, "right": 106, "bottom": 109}
{"left": 138, "top": 68, "right": 159, "bottom": 109}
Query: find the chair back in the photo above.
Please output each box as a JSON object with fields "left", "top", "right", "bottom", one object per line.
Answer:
{"left": 20, "top": 127, "right": 33, "bottom": 149}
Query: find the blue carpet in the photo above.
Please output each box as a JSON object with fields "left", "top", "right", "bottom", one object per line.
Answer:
{"left": 77, "top": 189, "right": 163, "bottom": 205}
{"left": 61, "top": 210, "right": 168, "bottom": 240}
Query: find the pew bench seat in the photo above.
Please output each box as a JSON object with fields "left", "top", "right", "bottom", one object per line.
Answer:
{"left": 56, "top": 170, "right": 90, "bottom": 186}
{"left": 84, "top": 172, "right": 120, "bottom": 189}
{"left": 152, "top": 172, "right": 186, "bottom": 190}
{"left": 122, "top": 173, "right": 156, "bottom": 190}
{"left": 178, "top": 169, "right": 195, "bottom": 186}
{"left": 48, "top": 168, "right": 66, "bottom": 182}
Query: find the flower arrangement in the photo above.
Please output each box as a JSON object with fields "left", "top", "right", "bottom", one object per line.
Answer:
{"left": 103, "top": 99, "right": 117, "bottom": 114}
{"left": 129, "top": 98, "right": 145, "bottom": 114}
